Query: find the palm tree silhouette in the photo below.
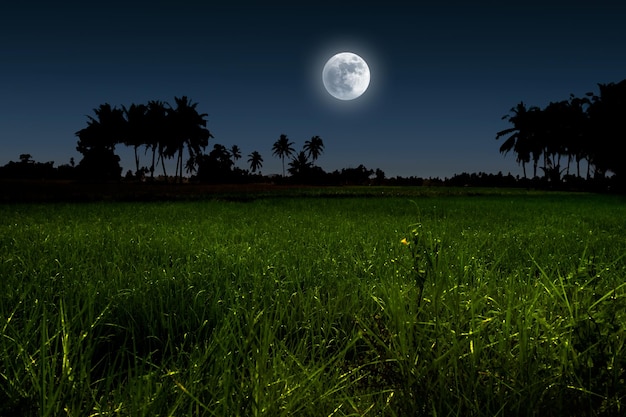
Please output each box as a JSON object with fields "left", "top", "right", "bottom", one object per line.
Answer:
{"left": 303, "top": 135, "right": 324, "bottom": 162}
{"left": 75, "top": 103, "right": 125, "bottom": 180}
{"left": 567, "top": 95, "right": 591, "bottom": 178}
{"left": 288, "top": 151, "right": 312, "bottom": 176}
{"left": 167, "top": 96, "right": 213, "bottom": 182}
{"left": 247, "top": 151, "right": 263, "bottom": 173}
{"left": 496, "top": 102, "right": 538, "bottom": 179}
{"left": 76, "top": 103, "right": 125, "bottom": 154}
{"left": 122, "top": 103, "right": 148, "bottom": 175}
{"left": 586, "top": 80, "right": 626, "bottom": 180}
{"left": 144, "top": 100, "right": 170, "bottom": 178}
{"left": 230, "top": 145, "right": 242, "bottom": 167}
{"left": 272, "top": 134, "right": 295, "bottom": 177}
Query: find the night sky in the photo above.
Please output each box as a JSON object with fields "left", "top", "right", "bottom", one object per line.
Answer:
{"left": 2, "top": 1, "right": 626, "bottom": 178}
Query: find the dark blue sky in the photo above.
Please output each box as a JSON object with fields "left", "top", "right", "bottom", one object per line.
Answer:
{"left": 2, "top": 1, "right": 625, "bottom": 178}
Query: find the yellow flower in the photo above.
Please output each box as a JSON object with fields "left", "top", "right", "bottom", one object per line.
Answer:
{"left": 400, "top": 238, "right": 409, "bottom": 246}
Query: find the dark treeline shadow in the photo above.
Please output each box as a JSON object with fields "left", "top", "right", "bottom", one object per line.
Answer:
{"left": 496, "top": 79, "right": 626, "bottom": 191}
{"left": 3, "top": 79, "right": 626, "bottom": 196}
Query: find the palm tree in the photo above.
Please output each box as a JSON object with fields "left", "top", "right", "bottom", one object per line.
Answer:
{"left": 230, "top": 145, "right": 242, "bottom": 166}
{"left": 75, "top": 103, "right": 125, "bottom": 180}
{"left": 144, "top": 100, "right": 170, "bottom": 178}
{"left": 167, "top": 96, "right": 213, "bottom": 182}
{"left": 247, "top": 151, "right": 263, "bottom": 173}
{"left": 196, "top": 143, "right": 233, "bottom": 181}
{"left": 76, "top": 103, "right": 125, "bottom": 154}
{"left": 496, "top": 102, "right": 530, "bottom": 178}
{"left": 303, "top": 135, "right": 325, "bottom": 162}
{"left": 122, "top": 103, "right": 148, "bottom": 175}
{"left": 586, "top": 80, "right": 626, "bottom": 180}
{"left": 567, "top": 95, "right": 591, "bottom": 178}
{"left": 272, "top": 134, "right": 295, "bottom": 177}
{"left": 287, "top": 151, "right": 312, "bottom": 176}
{"left": 496, "top": 102, "right": 543, "bottom": 178}
{"left": 185, "top": 153, "right": 198, "bottom": 175}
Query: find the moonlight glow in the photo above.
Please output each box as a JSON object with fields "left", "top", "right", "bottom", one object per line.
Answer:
{"left": 322, "top": 52, "right": 370, "bottom": 100}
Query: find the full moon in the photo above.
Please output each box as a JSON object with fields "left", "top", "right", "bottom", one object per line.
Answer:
{"left": 322, "top": 52, "right": 370, "bottom": 100}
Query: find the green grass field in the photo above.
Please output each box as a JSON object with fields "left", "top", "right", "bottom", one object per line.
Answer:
{"left": 1, "top": 187, "right": 625, "bottom": 416}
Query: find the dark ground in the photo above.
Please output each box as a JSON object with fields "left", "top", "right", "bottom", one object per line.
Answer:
{"left": 0, "top": 180, "right": 300, "bottom": 203}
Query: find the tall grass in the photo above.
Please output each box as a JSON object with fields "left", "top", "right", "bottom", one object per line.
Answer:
{"left": 1, "top": 190, "right": 625, "bottom": 415}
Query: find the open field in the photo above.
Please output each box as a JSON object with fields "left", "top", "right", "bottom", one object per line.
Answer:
{"left": 1, "top": 188, "right": 626, "bottom": 416}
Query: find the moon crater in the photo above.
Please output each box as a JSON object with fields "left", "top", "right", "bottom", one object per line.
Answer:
{"left": 322, "top": 52, "right": 370, "bottom": 100}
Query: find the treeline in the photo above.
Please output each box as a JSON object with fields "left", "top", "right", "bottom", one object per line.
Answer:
{"left": 0, "top": 94, "right": 394, "bottom": 186}
{"left": 5, "top": 155, "right": 620, "bottom": 192}
{"left": 74, "top": 97, "right": 214, "bottom": 181}
{"left": 2, "top": 152, "right": 623, "bottom": 191}
{"left": 0, "top": 154, "right": 388, "bottom": 186}
{"left": 50, "top": 95, "right": 335, "bottom": 184}
{"left": 0, "top": 154, "right": 76, "bottom": 180}
{"left": 496, "top": 79, "right": 626, "bottom": 184}
{"left": 3, "top": 79, "right": 625, "bottom": 192}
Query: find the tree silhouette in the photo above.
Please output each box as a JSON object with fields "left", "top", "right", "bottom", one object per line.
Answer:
{"left": 76, "top": 103, "right": 125, "bottom": 154}
{"left": 144, "top": 100, "right": 170, "bottom": 178}
{"left": 122, "top": 103, "right": 148, "bottom": 175}
{"left": 497, "top": 79, "right": 626, "bottom": 187}
{"left": 587, "top": 80, "right": 626, "bottom": 180}
{"left": 247, "top": 151, "right": 263, "bottom": 173}
{"left": 230, "top": 145, "right": 241, "bottom": 166}
{"left": 496, "top": 102, "right": 537, "bottom": 179}
{"left": 288, "top": 151, "right": 312, "bottom": 177}
{"left": 196, "top": 143, "right": 233, "bottom": 182}
{"left": 75, "top": 103, "right": 125, "bottom": 180}
{"left": 166, "top": 96, "right": 213, "bottom": 182}
{"left": 75, "top": 98, "right": 215, "bottom": 182}
{"left": 185, "top": 154, "right": 198, "bottom": 175}
{"left": 272, "top": 134, "right": 295, "bottom": 177}
{"left": 75, "top": 148, "right": 122, "bottom": 181}
{"left": 303, "top": 135, "right": 325, "bottom": 162}
{"left": 567, "top": 95, "right": 591, "bottom": 178}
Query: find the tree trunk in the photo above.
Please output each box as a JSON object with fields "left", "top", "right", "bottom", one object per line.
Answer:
{"left": 159, "top": 150, "right": 168, "bottom": 178}
{"left": 177, "top": 147, "right": 183, "bottom": 183}
{"left": 150, "top": 146, "right": 156, "bottom": 178}
{"left": 134, "top": 146, "right": 140, "bottom": 174}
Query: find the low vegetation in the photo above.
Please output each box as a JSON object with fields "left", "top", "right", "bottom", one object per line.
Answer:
{"left": 1, "top": 188, "right": 625, "bottom": 416}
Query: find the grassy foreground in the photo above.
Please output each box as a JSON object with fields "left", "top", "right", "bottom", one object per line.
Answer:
{"left": 1, "top": 188, "right": 625, "bottom": 416}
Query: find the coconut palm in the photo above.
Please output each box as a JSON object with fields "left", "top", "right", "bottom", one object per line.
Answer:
{"left": 75, "top": 103, "right": 125, "bottom": 180}
{"left": 586, "top": 80, "right": 626, "bottom": 179}
{"left": 287, "top": 151, "right": 312, "bottom": 177}
{"left": 567, "top": 95, "right": 591, "bottom": 178}
{"left": 196, "top": 143, "right": 233, "bottom": 181}
{"left": 230, "top": 145, "right": 242, "bottom": 166}
{"left": 248, "top": 151, "right": 263, "bottom": 173}
{"left": 122, "top": 103, "right": 148, "bottom": 175}
{"left": 76, "top": 103, "right": 125, "bottom": 154}
{"left": 144, "top": 100, "right": 170, "bottom": 178}
{"left": 272, "top": 134, "right": 295, "bottom": 177}
{"left": 303, "top": 135, "right": 325, "bottom": 162}
{"left": 496, "top": 102, "right": 539, "bottom": 179}
{"left": 185, "top": 154, "right": 198, "bottom": 175}
{"left": 167, "top": 96, "right": 213, "bottom": 182}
